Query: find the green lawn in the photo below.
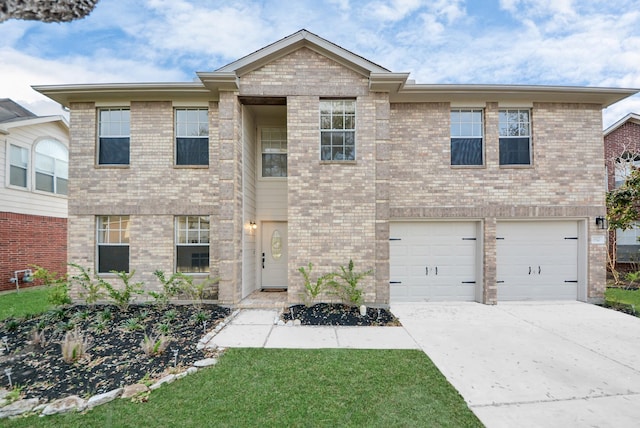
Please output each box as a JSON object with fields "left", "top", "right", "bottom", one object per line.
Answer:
{"left": 0, "top": 286, "right": 51, "bottom": 320}
{"left": 605, "top": 287, "right": 640, "bottom": 309}
{"left": 4, "top": 348, "right": 482, "bottom": 428}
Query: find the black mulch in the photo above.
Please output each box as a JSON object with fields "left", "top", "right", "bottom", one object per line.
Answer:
{"left": 281, "top": 303, "right": 401, "bottom": 326}
{"left": 0, "top": 304, "right": 230, "bottom": 402}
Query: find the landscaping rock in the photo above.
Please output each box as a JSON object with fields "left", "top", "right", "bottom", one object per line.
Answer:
{"left": 86, "top": 388, "right": 123, "bottom": 410}
{"left": 0, "top": 398, "right": 39, "bottom": 418}
{"left": 121, "top": 384, "right": 149, "bottom": 399}
{"left": 293, "top": 319, "right": 302, "bottom": 326}
{"left": 194, "top": 357, "right": 218, "bottom": 368}
{"left": 186, "top": 367, "right": 198, "bottom": 375}
{"left": 149, "top": 374, "right": 176, "bottom": 390}
{"left": 41, "top": 395, "right": 86, "bottom": 416}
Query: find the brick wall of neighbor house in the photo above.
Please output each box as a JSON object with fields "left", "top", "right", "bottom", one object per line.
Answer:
{"left": 243, "top": 48, "right": 379, "bottom": 303}
{"left": 66, "top": 101, "right": 220, "bottom": 295}
{"left": 389, "top": 102, "right": 608, "bottom": 301}
{"left": 0, "top": 212, "right": 67, "bottom": 291}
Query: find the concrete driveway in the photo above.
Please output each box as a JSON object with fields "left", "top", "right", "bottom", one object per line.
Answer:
{"left": 391, "top": 301, "right": 640, "bottom": 428}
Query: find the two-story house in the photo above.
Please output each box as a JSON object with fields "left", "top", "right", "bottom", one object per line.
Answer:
{"left": 1, "top": 99, "right": 69, "bottom": 291}
{"left": 34, "top": 30, "right": 637, "bottom": 305}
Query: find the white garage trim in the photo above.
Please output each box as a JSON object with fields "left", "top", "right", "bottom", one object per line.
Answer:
{"left": 496, "top": 220, "right": 586, "bottom": 301}
{"left": 390, "top": 221, "right": 482, "bottom": 302}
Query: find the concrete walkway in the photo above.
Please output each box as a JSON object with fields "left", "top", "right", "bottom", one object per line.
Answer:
{"left": 205, "top": 302, "right": 640, "bottom": 427}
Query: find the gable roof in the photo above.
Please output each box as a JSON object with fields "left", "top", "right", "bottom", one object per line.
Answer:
{"left": 604, "top": 113, "right": 640, "bottom": 137}
{"left": 0, "top": 98, "right": 37, "bottom": 123}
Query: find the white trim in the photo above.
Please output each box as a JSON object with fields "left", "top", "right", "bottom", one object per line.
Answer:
{"left": 450, "top": 102, "right": 487, "bottom": 108}
{"left": 95, "top": 101, "right": 131, "bottom": 107}
{"left": 498, "top": 101, "right": 533, "bottom": 108}
{"left": 604, "top": 112, "right": 640, "bottom": 136}
{"left": 172, "top": 101, "right": 209, "bottom": 107}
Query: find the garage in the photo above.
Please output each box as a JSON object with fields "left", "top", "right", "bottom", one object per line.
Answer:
{"left": 389, "top": 222, "right": 479, "bottom": 302}
{"left": 496, "top": 221, "right": 579, "bottom": 300}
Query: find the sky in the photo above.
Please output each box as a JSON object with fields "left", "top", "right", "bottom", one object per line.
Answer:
{"left": 1, "top": 0, "right": 639, "bottom": 128}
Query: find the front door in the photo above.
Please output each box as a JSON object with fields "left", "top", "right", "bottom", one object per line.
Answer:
{"left": 261, "top": 221, "right": 288, "bottom": 290}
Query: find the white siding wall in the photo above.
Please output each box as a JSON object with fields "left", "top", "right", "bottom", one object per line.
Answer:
{"left": 0, "top": 121, "right": 69, "bottom": 218}
{"left": 242, "top": 107, "right": 257, "bottom": 298}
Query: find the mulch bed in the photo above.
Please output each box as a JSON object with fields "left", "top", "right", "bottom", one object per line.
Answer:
{"left": 0, "top": 304, "right": 230, "bottom": 402}
{"left": 282, "top": 303, "right": 401, "bottom": 326}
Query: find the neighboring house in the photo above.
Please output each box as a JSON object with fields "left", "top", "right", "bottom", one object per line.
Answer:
{"left": 34, "top": 30, "right": 637, "bottom": 305}
{"left": 0, "top": 99, "right": 69, "bottom": 291}
{"left": 604, "top": 113, "right": 640, "bottom": 266}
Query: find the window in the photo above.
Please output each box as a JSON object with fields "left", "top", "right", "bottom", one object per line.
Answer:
{"left": 320, "top": 99, "right": 355, "bottom": 161}
{"left": 499, "top": 109, "right": 531, "bottom": 165}
{"left": 35, "top": 140, "right": 68, "bottom": 195}
{"left": 98, "top": 108, "right": 130, "bottom": 165}
{"left": 451, "top": 109, "right": 483, "bottom": 165}
{"left": 176, "top": 216, "right": 210, "bottom": 273}
{"left": 261, "top": 127, "right": 287, "bottom": 177}
{"left": 614, "top": 153, "right": 640, "bottom": 188}
{"left": 175, "top": 109, "right": 209, "bottom": 165}
{"left": 9, "top": 144, "right": 28, "bottom": 187}
{"left": 97, "top": 215, "right": 130, "bottom": 273}
{"left": 617, "top": 222, "right": 640, "bottom": 262}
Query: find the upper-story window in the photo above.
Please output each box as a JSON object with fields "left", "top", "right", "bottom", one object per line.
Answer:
{"left": 261, "top": 127, "right": 287, "bottom": 177}
{"left": 499, "top": 109, "right": 531, "bottom": 165}
{"left": 175, "top": 108, "right": 209, "bottom": 166}
{"left": 9, "top": 144, "right": 28, "bottom": 187}
{"left": 614, "top": 153, "right": 640, "bottom": 188}
{"left": 451, "top": 109, "right": 483, "bottom": 166}
{"left": 98, "top": 108, "right": 130, "bottom": 165}
{"left": 35, "top": 140, "right": 68, "bottom": 195}
{"left": 320, "top": 99, "right": 355, "bottom": 161}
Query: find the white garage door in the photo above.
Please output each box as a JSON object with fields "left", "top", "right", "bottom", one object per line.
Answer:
{"left": 496, "top": 221, "right": 578, "bottom": 300}
{"left": 390, "top": 222, "right": 478, "bottom": 302}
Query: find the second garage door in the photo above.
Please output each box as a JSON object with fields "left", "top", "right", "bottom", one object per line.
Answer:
{"left": 390, "top": 222, "right": 478, "bottom": 302}
{"left": 496, "top": 221, "right": 579, "bottom": 301}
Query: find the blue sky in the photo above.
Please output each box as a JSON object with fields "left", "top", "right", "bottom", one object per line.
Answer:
{"left": 1, "top": 0, "right": 639, "bottom": 127}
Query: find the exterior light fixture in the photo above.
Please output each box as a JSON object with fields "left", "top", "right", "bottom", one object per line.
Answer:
{"left": 250, "top": 221, "right": 257, "bottom": 230}
{"left": 595, "top": 216, "right": 607, "bottom": 230}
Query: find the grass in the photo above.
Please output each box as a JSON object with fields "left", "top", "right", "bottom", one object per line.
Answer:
{"left": 0, "top": 286, "right": 51, "bottom": 320}
{"left": 605, "top": 287, "right": 640, "bottom": 311}
{"left": 4, "top": 348, "right": 482, "bottom": 427}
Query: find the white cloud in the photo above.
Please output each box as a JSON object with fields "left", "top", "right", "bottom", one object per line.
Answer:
{"left": 368, "top": 0, "right": 425, "bottom": 21}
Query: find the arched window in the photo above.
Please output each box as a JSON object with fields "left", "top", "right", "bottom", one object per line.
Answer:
{"left": 35, "top": 140, "right": 68, "bottom": 195}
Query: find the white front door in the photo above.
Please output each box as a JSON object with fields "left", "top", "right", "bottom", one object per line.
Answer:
{"left": 261, "top": 221, "right": 288, "bottom": 290}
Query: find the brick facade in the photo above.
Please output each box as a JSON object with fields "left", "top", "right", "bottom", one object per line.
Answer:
{"left": 0, "top": 212, "right": 67, "bottom": 291}
{"left": 46, "top": 31, "right": 632, "bottom": 305}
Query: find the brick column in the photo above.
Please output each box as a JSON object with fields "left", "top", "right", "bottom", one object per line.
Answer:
{"left": 483, "top": 217, "right": 497, "bottom": 304}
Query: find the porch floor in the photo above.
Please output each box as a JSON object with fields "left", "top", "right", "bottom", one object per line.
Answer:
{"left": 238, "top": 290, "right": 288, "bottom": 309}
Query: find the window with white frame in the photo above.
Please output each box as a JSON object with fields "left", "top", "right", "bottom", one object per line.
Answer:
{"left": 98, "top": 108, "right": 130, "bottom": 165}
{"left": 261, "top": 127, "right": 287, "bottom": 177}
{"left": 9, "top": 144, "right": 28, "bottom": 187}
{"left": 499, "top": 109, "right": 531, "bottom": 165}
{"left": 175, "top": 216, "right": 210, "bottom": 273}
{"left": 97, "top": 215, "right": 130, "bottom": 273}
{"left": 35, "top": 140, "right": 68, "bottom": 195}
{"left": 320, "top": 99, "right": 355, "bottom": 161}
{"left": 614, "top": 153, "right": 640, "bottom": 188}
{"left": 451, "top": 109, "right": 483, "bottom": 165}
{"left": 175, "top": 108, "right": 209, "bottom": 165}
{"left": 617, "top": 221, "right": 640, "bottom": 262}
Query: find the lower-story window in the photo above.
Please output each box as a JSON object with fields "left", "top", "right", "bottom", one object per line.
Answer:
{"left": 617, "top": 222, "right": 640, "bottom": 263}
{"left": 97, "top": 215, "right": 130, "bottom": 273}
{"left": 176, "top": 216, "right": 210, "bottom": 273}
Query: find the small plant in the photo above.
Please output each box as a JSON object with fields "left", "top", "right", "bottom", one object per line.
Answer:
{"left": 156, "top": 322, "right": 171, "bottom": 334}
{"left": 92, "top": 321, "right": 106, "bottom": 333}
{"left": 176, "top": 273, "right": 219, "bottom": 308}
{"left": 57, "top": 320, "right": 76, "bottom": 332}
{"left": 163, "top": 309, "right": 178, "bottom": 323}
{"left": 140, "top": 333, "right": 171, "bottom": 356}
{"left": 31, "top": 328, "right": 49, "bottom": 348}
{"left": 192, "top": 310, "right": 208, "bottom": 324}
{"left": 5, "top": 319, "right": 19, "bottom": 332}
{"left": 60, "top": 329, "right": 92, "bottom": 363}
{"left": 123, "top": 317, "right": 144, "bottom": 332}
{"left": 99, "top": 307, "right": 113, "bottom": 322}
{"left": 32, "top": 266, "right": 71, "bottom": 307}
{"left": 68, "top": 263, "right": 105, "bottom": 307}
{"left": 150, "top": 270, "right": 184, "bottom": 308}
{"left": 100, "top": 270, "right": 144, "bottom": 312}
{"left": 72, "top": 309, "right": 91, "bottom": 322}
{"left": 4, "top": 384, "right": 23, "bottom": 403}
{"left": 298, "top": 263, "right": 334, "bottom": 306}
{"left": 139, "top": 372, "right": 153, "bottom": 387}
{"left": 328, "top": 259, "right": 373, "bottom": 306}
{"left": 625, "top": 271, "right": 640, "bottom": 289}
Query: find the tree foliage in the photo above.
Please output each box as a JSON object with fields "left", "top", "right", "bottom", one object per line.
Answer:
{"left": 606, "top": 166, "right": 640, "bottom": 231}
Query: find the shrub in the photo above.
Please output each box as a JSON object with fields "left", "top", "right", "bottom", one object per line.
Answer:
{"left": 175, "top": 273, "right": 219, "bottom": 308}
{"left": 298, "top": 263, "right": 334, "bottom": 306}
{"left": 32, "top": 266, "right": 71, "bottom": 307}
{"left": 328, "top": 259, "right": 373, "bottom": 306}
{"left": 60, "top": 329, "right": 92, "bottom": 363}
{"left": 150, "top": 270, "right": 184, "bottom": 308}
{"left": 68, "top": 263, "right": 105, "bottom": 307}
{"left": 100, "top": 270, "right": 144, "bottom": 312}
{"left": 140, "top": 333, "right": 171, "bottom": 356}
